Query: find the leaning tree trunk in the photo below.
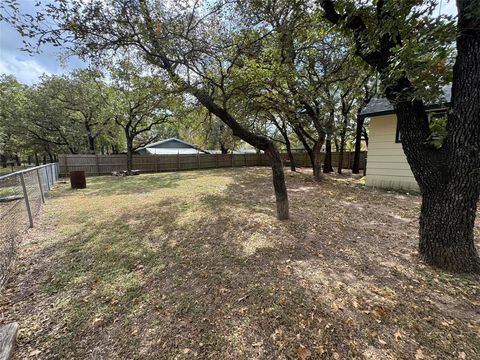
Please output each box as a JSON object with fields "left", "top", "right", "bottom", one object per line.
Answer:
{"left": 184, "top": 85, "right": 290, "bottom": 220}
{"left": 292, "top": 126, "right": 314, "bottom": 168}
{"left": 323, "top": 137, "right": 333, "bottom": 173}
{"left": 265, "top": 144, "right": 290, "bottom": 220}
{"left": 352, "top": 115, "right": 366, "bottom": 174}
{"left": 285, "top": 138, "right": 296, "bottom": 172}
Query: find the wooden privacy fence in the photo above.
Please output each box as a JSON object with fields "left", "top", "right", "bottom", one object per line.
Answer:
{"left": 58, "top": 151, "right": 366, "bottom": 176}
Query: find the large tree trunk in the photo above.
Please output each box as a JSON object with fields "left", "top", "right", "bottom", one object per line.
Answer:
{"left": 321, "top": 0, "right": 480, "bottom": 272}
{"left": 415, "top": 1, "right": 480, "bottom": 272}
{"left": 323, "top": 137, "right": 333, "bottom": 173}
{"left": 352, "top": 115, "right": 365, "bottom": 174}
{"left": 419, "top": 188, "right": 480, "bottom": 272}
{"left": 312, "top": 139, "right": 324, "bottom": 181}
{"left": 1, "top": 154, "right": 6, "bottom": 168}
{"left": 337, "top": 115, "right": 348, "bottom": 174}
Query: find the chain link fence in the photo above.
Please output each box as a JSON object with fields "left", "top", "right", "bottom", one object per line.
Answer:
{"left": 0, "top": 163, "right": 59, "bottom": 288}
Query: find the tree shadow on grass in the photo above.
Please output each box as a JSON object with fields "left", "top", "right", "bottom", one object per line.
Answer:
{"left": 4, "top": 167, "right": 480, "bottom": 359}
{"left": 52, "top": 172, "right": 203, "bottom": 198}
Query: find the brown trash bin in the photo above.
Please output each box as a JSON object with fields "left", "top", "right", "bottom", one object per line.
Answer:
{"left": 70, "top": 171, "right": 87, "bottom": 189}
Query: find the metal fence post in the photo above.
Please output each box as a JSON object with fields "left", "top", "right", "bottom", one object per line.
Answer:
{"left": 19, "top": 173, "right": 34, "bottom": 228}
{"left": 36, "top": 168, "right": 45, "bottom": 203}
{"left": 45, "top": 165, "right": 51, "bottom": 191}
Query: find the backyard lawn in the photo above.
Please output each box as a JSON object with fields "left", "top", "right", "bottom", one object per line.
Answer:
{"left": 1, "top": 167, "right": 479, "bottom": 359}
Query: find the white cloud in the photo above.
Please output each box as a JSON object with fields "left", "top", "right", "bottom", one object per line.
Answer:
{"left": 0, "top": 6, "right": 85, "bottom": 85}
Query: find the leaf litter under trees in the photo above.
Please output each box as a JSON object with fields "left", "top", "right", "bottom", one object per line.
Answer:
{"left": 0, "top": 168, "right": 478, "bottom": 359}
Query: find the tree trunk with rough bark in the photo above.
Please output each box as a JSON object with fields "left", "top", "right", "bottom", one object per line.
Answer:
{"left": 265, "top": 144, "right": 290, "bottom": 220}
{"left": 323, "top": 137, "right": 333, "bottom": 173}
{"left": 414, "top": 1, "right": 480, "bottom": 272}
{"left": 337, "top": 114, "right": 348, "bottom": 174}
{"left": 352, "top": 115, "right": 365, "bottom": 174}
{"left": 313, "top": 139, "right": 324, "bottom": 181}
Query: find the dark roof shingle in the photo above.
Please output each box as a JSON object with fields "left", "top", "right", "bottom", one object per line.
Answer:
{"left": 360, "top": 86, "right": 452, "bottom": 117}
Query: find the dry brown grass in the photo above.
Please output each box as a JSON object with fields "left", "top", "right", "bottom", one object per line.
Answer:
{"left": 0, "top": 167, "right": 479, "bottom": 359}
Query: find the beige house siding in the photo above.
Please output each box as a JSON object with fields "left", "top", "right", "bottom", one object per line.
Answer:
{"left": 366, "top": 114, "right": 419, "bottom": 191}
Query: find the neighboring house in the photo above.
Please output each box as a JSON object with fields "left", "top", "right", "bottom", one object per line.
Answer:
{"left": 135, "top": 138, "right": 208, "bottom": 155}
{"left": 360, "top": 87, "right": 451, "bottom": 191}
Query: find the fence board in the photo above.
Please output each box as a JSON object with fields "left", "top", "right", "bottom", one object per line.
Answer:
{"left": 58, "top": 151, "right": 366, "bottom": 176}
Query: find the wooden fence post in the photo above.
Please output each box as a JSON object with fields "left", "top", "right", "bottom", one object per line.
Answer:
{"left": 65, "top": 155, "right": 69, "bottom": 176}
{"left": 95, "top": 155, "right": 100, "bottom": 175}
{"left": 20, "top": 173, "right": 34, "bottom": 228}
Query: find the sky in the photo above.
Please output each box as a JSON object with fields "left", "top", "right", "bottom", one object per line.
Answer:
{"left": 0, "top": 0, "right": 458, "bottom": 86}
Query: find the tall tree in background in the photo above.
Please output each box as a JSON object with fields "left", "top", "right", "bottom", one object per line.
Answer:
{"left": 0, "top": 75, "right": 27, "bottom": 167}
{"left": 320, "top": 0, "right": 480, "bottom": 272}
{"left": 24, "top": 75, "right": 87, "bottom": 155}
{"left": 107, "top": 60, "right": 180, "bottom": 174}
{"left": 52, "top": 69, "right": 112, "bottom": 153}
